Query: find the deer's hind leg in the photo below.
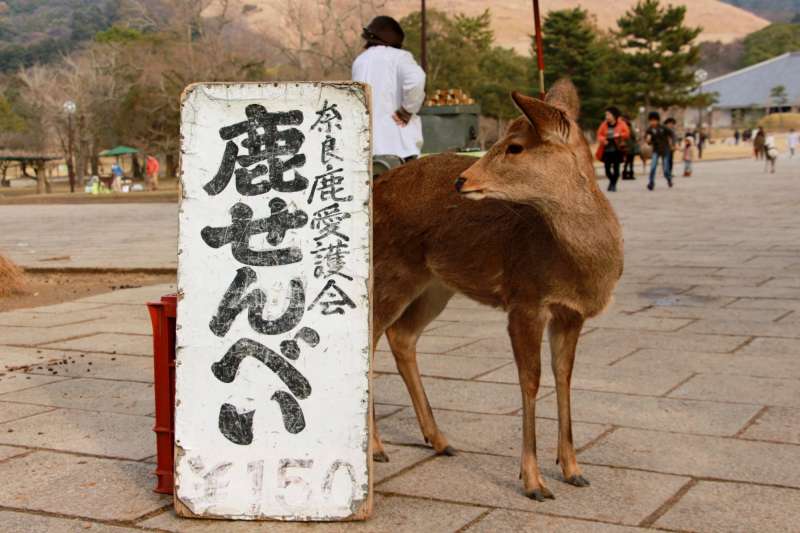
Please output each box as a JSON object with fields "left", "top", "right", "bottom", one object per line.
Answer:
{"left": 548, "top": 306, "right": 588, "bottom": 487}
{"left": 385, "top": 282, "right": 456, "bottom": 455}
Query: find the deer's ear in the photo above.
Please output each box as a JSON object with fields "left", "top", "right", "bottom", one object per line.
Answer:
{"left": 511, "top": 91, "right": 570, "bottom": 143}
{"left": 545, "top": 78, "right": 580, "bottom": 121}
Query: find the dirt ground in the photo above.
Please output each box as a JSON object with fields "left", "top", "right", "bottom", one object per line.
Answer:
{"left": 0, "top": 270, "right": 176, "bottom": 312}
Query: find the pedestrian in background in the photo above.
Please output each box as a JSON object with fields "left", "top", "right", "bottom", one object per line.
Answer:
{"left": 621, "top": 115, "right": 638, "bottom": 180}
{"left": 734, "top": 129, "right": 741, "bottom": 145}
{"left": 595, "top": 106, "right": 630, "bottom": 192}
{"left": 645, "top": 111, "right": 673, "bottom": 190}
{"left": 682, "top": 135, "right": 694, "bottom": 177}
{"left": 664, "top": 117, "right": 678, "bottom": 180}
{"left": 697, "top": 128, "right": 707, "bottom": 159}
{"left": 788, "top": 128, "right": 798, "bottom": 158}
{"left": 145, "top": 155, "right": 160, "bottom": 191}
{"left": 754, "top": 127, "right": 766, "bottom": 160}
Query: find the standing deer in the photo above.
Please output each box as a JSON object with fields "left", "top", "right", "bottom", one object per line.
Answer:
{"left": 372, "top": 80, "right": 624, "bottom": 500}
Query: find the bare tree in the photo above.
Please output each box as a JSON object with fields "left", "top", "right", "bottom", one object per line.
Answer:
{"left": 276, "top": 0, "right": 386, "bottom": 79}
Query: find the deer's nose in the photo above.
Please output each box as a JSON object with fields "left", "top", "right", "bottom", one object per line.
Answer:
{"left": 455, "top": 176, "right": 467, "bottom": 192}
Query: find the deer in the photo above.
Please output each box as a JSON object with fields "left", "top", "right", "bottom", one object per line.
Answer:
{"left": 371, "top": 79, "right": 624, "bottom": 501}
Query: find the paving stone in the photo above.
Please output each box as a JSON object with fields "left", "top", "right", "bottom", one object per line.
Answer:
{"left": 374, "top": 403, "right": 404, "bottom": 420}
{"left": 476, "top": 361, "right": 692, "bottom": 396}
{"left": 436, "top": 307, "right": 506, "bottom": 323}
{"left": 0, "top": 408, "right": 154, "bottom": 460}
{"left": 0, "top": 445, "right": 29, "bottom": 462}
{"left": 727, "top": 298, "right": 800, "bottom": 311}
{"left": 654, "top": 481, "right": 800, "bottom": 533}
{"left": 635, "top": 305, "right": 789, "bottom": 322}
{"left": 380, "top": 407, "right": 610, "bottom": 459}
{"left": 0, "top": 309, "right": 107, "bottom": 328}
{"left": 140, "top": 494, "right": 485, "bottom": 532}
{"left": 0, "top": 345, "right": 67, "bottom": 370}
{"left": 380, "top": 452, "right": 689, "bottom": 525}
{"left": 20, "top": 352, "right": 153, "bottom": 382}
{"left": 105, "top": 318, "right": 154, "bottom": 336}
{"left": 612, "top": 348, "right": 800, "bottom": 379}
{"left": 40, "top": 332, "right": 152, "bottom": 356}
{"left": 581, "top": 328, "right": 747, "bottom": 354}
{"left": 468, "top": 510, "right": 649, "bottom": 532}
{"left": 670, "top": 373, "right": 800, "bottom": 407}
{"left": 609, "top": 349, "right": 730, "bottom": 374}
{"left": 537, "top": 390, "right": 761, "bottom": 436}
{"left": 736, "top": 336, "right": 799, "bottom": 357}
{"left": 429, "top": 321, "right": 510, "bottom": 338}
{"left": 581, "top": 427, "right": 800, "bottom": 488}
{"left": 0, "top": 511, "right": 140, "bottom": 532}
{"left": 0, "top": 401, "right": 53, "bottom": 424}
{"left": 689, "top": 285, "right": 800, "bottom": 300}
{"left": 444, "top": 337, "right": 515, "bottom": 358}
{"left": 376, "top": 335, "right": 481, "bottom": 355}
{"left": 647, "top": 274, "right": 767, "bottom": 287}
{"left": 1, "top": 378, "right": 154, "bottom": 415}
{"left": 684, "top": 319, "right": 800, "bottom": 338}
{"left": 0, "top": 322, "right": 107, "bottom": 346}
{"left": 0, "top": 372, "right": 68, "bottom": 394}
{"left": 16, "top": 302, "right": 110, "bottom": 315}
{"left": 0, "top": 451, "right": 169, "bottom": 521}
{"left": 739, "top": 406, "right": 800, "bottom": 444}
{"left": 586, "top": 314, "right": 692, "bottom": 332}
{"left": 374, "top": 374, "right": 534, "bottom": 415}
{"left": 374, "top": 443, "right": 433, "bottom": 483}
{"left": 373, "top": 350, "right": 507, "bottom": 380}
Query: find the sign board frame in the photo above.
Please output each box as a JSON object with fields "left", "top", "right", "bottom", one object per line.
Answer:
{"left": 175, "top": 82, "right": 373, "bottom": 521}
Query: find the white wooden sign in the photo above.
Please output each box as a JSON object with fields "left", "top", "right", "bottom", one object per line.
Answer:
{"left": 176, "top": 82, "right": 372, "bottom": 520}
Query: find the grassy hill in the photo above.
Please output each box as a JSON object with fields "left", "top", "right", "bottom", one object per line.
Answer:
{"left": 0, "top": 0, "right": 120, "bottom": 72}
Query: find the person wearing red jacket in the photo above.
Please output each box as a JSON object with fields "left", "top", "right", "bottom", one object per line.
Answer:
{"left": 145, "top": 155, "right": 160, "bottom": 191}
{"left": 595, "top": 106, "right": 630, "bottom": 192}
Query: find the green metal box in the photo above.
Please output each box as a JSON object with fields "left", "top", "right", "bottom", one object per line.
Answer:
{"left": 419, "top": 104, "right": 481, "bottom": 154}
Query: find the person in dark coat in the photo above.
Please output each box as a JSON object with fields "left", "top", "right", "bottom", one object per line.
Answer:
{"left": 621, "top": 115, "right": 639, "bottom": 180}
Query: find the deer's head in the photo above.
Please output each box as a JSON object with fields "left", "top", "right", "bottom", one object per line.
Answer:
{"left": 455, "top": 80, "right": 598, "bottom": 211}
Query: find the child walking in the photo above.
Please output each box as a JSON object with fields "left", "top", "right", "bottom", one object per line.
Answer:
{"left": 683, "top": 136, "right": 694, "bottom": 177}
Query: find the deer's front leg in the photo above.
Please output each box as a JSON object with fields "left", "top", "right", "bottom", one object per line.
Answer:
{"left": 548, "top": 309, "right": 589, "bottom": 487}
{"left": 508, "top": 307, "right": 552, "bottom": 501}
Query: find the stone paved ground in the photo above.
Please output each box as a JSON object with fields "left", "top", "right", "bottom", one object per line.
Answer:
{"left": 0, "top": 156, "right": 798, "bottom": 532}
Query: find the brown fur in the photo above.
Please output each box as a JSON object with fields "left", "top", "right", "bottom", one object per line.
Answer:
{"left": 0, "top": 253, "right": 26, "bottom": 298}
{"left": 372, "top": 80, "right": 624, "bottom": 499}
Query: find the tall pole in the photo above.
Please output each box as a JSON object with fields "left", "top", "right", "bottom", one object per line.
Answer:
{"left": 532, "top": 0, "right": 545, "bottom": 99}
{"left": 67, "top": 113, "right": 75, "bottom": 193}
{"left": 420, "top": 0, "right": 427, "bottom": 73}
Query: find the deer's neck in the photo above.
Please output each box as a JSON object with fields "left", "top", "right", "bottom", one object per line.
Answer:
{"left": 531, "top": 192, "right": 623, "bottom": 275}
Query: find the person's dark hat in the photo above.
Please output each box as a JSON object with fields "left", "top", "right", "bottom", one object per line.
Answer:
{"left": 362, "top": 16, "right": 404, "bottom": 48}
{"left": 648, "top": 111, "right": 661, "bottom": 121}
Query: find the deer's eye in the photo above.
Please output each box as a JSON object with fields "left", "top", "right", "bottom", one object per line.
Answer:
{"left": 506, "top": 143, "right": 524, "bottom": 154}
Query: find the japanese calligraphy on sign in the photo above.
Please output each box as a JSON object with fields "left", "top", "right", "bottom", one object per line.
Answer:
{"left": 176, "top": 83, "right": 372, "bottom": 520}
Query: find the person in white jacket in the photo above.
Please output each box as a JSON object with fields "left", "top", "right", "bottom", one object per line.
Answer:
{"left": 352, "top": 16, "right": 426, "bottom": 161}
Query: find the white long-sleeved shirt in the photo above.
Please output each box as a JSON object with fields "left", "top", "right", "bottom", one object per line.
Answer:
{"left": 352, "top": 46, "right": 426, "bottom": 158}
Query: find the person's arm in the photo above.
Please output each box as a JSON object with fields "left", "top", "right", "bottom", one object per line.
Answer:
{"left": 396, "top": 52, "right": 426, "bottom": 122}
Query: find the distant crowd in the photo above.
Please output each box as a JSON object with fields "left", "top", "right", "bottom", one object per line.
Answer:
{"left": 596, "top": 111, "right": 798, "bottom": 192}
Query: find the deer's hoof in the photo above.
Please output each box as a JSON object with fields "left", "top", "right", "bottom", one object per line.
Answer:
{"left": 373, "top": 451, "right": 390, "bottom": 463}
{"left": 437, "top": 445, "right": 457, "bottom": 457}
{"left": 566, "top": 474, "right": 590, "bottom": 487}
{"left": 524, "top": 486, "right": 555, "bottom": 501}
